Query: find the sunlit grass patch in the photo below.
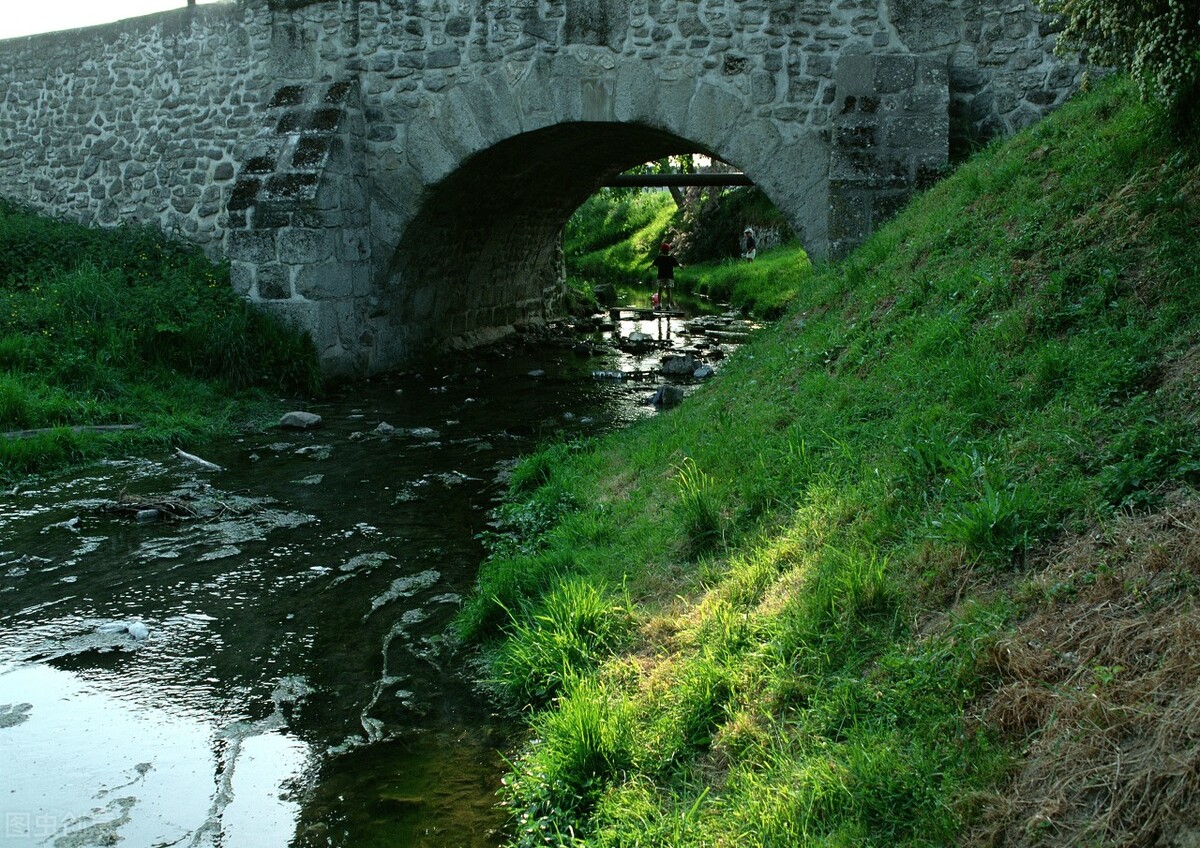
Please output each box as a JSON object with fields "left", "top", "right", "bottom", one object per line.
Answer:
{"left": 490, "top": 577, "right": 633, "bottom": 708}
{"left": 502, "top": 676, "right": 636, "bottom": 846}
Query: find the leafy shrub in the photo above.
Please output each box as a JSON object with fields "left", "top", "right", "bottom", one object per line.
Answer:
{"left": 0, "top": 201, "right": 321, "bottom": 397}
{"left": 1043, "top": 0, "right": 1200, "bottom": 125}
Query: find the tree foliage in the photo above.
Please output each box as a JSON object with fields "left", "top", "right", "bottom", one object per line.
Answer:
{"left": 1043, "top": 0, "right": 1200, "bottom": 125}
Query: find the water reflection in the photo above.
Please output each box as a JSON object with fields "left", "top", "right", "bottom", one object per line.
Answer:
{"left": 0, "top": 301, "right": 759, "bottom": 847}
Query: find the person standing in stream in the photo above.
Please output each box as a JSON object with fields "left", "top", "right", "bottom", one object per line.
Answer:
{"left": 653, "top": 243, "right": 681, "bottom": 310}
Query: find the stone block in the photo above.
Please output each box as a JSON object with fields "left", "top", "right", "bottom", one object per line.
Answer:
{"left": 368, "top": 123, "right": 398, "bottom": 142}
{"left": 828, "top": 190, "right": 869, "bottom": 251}
{"left": 253, "top": 205, "right": 292, "bottom": 229}
{"left": 751, "top": 69, "right": 776, "bottom": 104}
{"left": 903, "top": 87, "right": 948, "bottom": 115}
{"left": 402, "top": 120, "right": 460, "bottom": 185}
{"left": 918, "top": 55, "right": 951, "bottom": 87}
{"left": 445, "top": 15, "right": 472, "bottom": 38}
{"left": 886, "top": 115, "right": 947, "bottom": 151}
{"left": 426, "top": 47, "right": 461, "bottom": 69}
{"left": 835, "top": 53, "right": 875, "bottom": 96}
{"left": 834, "top": 122, "right": 877, "bottom": 150}
{"left": 256, "top": 262, "right": 291, "bottom": 300}
{"left": 565, "top": 0, "right": 626, "bottom": 49}
{"left": 278, "top": 227, "right": 335, "bottom": 264}
{"left": 228, "top": 229, "right": 277, "bottom": 263}
{"left": 887, "top": 0, "right": 962, "bottom": 51}
{"left": 614, "top": 60, "right": 660, "bottom": 123}
{"left": 230, "top": 261, "right": 254, "bottom": 296}
{"left": 337, "top": 229, "right": 370, "bottom": 263}
{"left": 874, "top": 54, "right": 916, "bottom": 93}
{"left": 295, "top": 262, "right": 354, "bottom": 299}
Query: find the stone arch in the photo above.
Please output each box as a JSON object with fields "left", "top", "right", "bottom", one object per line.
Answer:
{"left": 361, "top": 69, "right": 831, "bottom": 370}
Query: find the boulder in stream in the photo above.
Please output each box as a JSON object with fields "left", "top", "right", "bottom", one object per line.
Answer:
{"left": 280, "top": 411, "right": 322, "bottom": 430}
{"left": 651, "top": 385, "right": 686, "bottom": 408}
{"left": 660, "top": 353, "right": 696, "bottom": 376}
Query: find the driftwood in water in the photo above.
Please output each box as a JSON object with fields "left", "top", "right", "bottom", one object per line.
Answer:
{"left": 104, "top": 488, "right": 258, "bottom": 523}
{"left": 174, "top": 448, "right": 224, "bottom": 472}
{"left": 105, "top": 492, "right": 202, "bottom": 521}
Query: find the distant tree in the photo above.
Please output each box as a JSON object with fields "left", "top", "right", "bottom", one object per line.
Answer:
{"left": 625, "top": 155, "right": 699, "bottom": 207}
{"left": 1042, "top": 0, "right": 1200, "bottom": 127}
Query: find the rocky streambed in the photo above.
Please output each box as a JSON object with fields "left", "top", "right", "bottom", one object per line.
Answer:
{"left": 0, "top": 300, "right": 759, "bottom": 847}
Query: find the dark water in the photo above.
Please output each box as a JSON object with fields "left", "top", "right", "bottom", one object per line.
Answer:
{"left": 0, "top": 300, "right": 756, "bottom": 847}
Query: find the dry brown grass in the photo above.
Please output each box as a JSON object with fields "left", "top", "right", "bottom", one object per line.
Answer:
{"left": 970, "top": 492, "right": 1200, "bottom": 847}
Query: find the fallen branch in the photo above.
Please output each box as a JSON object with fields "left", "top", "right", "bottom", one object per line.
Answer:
{"left": 1, "top": 423, "right": 142, "bottom": 440}
{"left": 106, "top": 493, "right": 201, "bottom": 521}
{"left": 174, "top": 448, "right": 224, "bottom": 472}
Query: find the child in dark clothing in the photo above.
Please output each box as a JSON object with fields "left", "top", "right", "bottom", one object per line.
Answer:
{"left": 653, "top": 243, "right": 681, "bottom": 310}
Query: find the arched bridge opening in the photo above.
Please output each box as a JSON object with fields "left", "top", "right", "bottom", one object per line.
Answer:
{"left": 372, "top": 121, "right": 798, "bottom": 371}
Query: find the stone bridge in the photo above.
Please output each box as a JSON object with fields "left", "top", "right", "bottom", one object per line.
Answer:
{"left": 0, "top": 0, "right": 1080, "bottom": 376}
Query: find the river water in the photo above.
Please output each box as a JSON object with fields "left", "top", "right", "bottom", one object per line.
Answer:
{"left": 0, "top": 300, "right": 754, "bottom": 848}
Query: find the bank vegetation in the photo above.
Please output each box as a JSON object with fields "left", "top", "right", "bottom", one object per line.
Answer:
{"left": 0, "top": 200, "right": 320, "bottom": 479}
{"left": 460, "top": 76, "right": 1200, "bottom": 846}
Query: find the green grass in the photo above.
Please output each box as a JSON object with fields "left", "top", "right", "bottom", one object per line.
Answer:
{"left": 462, "top": 76, "right": 1200, "bottom": 846}
{"left": 0, "top": 199, "right": 320, "bottom": 478}
{"left": 566, "top": 190, "right": 677, "bottom": 288}
{"left": 564, "top": 185, "right": 812, "bottom": 319}
{"left": 676, "top": 247, "right": 814, "bottom": 318}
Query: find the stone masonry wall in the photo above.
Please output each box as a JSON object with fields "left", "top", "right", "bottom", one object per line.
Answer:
{"left": 0, "top": 5, "right": 262, "bottom": 253}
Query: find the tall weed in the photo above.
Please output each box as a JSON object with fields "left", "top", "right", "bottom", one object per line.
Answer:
{"left": 674, "top": 457, "right": 723, "bottom": 553}
{"left": 490, "top": 577, "right": 631, "bottom": 707}
{"left": 931, "top": 451, "right": 1038, "bottom": 563}
{"left": 503, "top": 677, "right": 634, "bottom": 846}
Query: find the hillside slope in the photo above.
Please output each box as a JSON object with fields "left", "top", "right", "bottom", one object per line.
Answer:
{"left": 460, "top": 76, "right": 1200, "bottom": 847}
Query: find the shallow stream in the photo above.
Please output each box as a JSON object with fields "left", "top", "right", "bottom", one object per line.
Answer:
{"left": 0, "top": 299, "right": 757, "bottom": 847}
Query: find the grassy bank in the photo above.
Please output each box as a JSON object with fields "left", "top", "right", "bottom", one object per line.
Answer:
{"left": 566, "top": 190, "right": 677, "bottom": 289}
{"left": 0, "top": 200, "right": 320, "bottom": 479}
{"left": 565, "top": 186, "right": 810, "bottom": 319}
{"left": 674, "top": 246, "right": 813, "bottom": 319}
{"left": 460, "top": 76, "right": 1200, "bottom": 847}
